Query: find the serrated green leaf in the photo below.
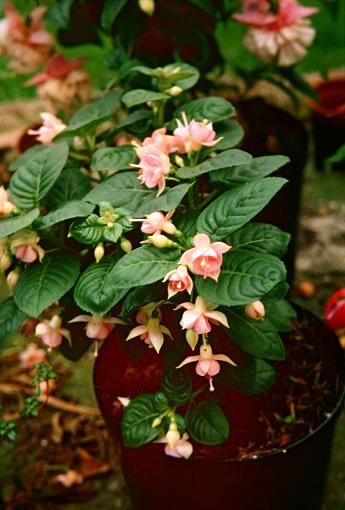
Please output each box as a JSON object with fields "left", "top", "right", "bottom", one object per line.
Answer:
{"left": 9, "top": 143, "right": 69, "bottom": 210}
{"left": 55, "top": 90, "right": 122, "bottom": 139}
{"left": 9, "top": 145, "right": 45, "bottom": 173}
{"left": 0, "top": 298, "right": 27, "bottom": 343}
{"left": 225, "top": 308, "right": 285, "bottom": 360}
{"left": 186, "top": 400, "right": 229, "bottom": 446}
{"left": 122, "top": 89, "right": 170, "bottom": 108}
{"left": 74, "top": 255, "right": 128, "bottom": 315}
{"left": 171, "top": 97, "right": 235, "bottom": 126}
{"left": 69, "top": 214, "right": 103, "bottom": 244}
{"left": 108, "top": 246, "right": 180, "bottom": 289}
{"left": 14, "top": 252, "right": 80, "bottom": 317}
{"left": 197, "top": 177, "right": 287, "bottom": 240}
{"left": 227, "top": 223, "right": 290, "bottom": 258}
{"left": 210, "top": 155, "right": 289, "bottom": 184}
{"left": 34, "top": 201, "right": 94, "bottom": 230}
{"left": 44, "top": 0, "right": 74, "bottom": 28}
{"left": 133, "top": 183, "right": 191, "bottom": 216}
{"left": 0, "top": 209, "right": 39, "bottom": 238}
{"left": 120, "top": 284, "right": 160, "bottom": 321}
{"left": 196, "top": 250, "right": 286, "bottom": 306}
{"left": 161, "top": 371, "right": 192, "bottom": 407}
{"left": 203, "top": 120, "right": 244, "bottom": 154}
{"left": 43, "top": 167, "right": 92, "bottom": 210}
{"left": 263, "top": 298, "right": 296, "bottom": 332}
{"left": 101, "top": 0, "right": 128, "bottom": 31}
{"left": 218, "top": 357, "right": 276, "bottom": 395}
{"left": 91, "top": 145, "right": 137, "bottom": 175}
{"left": 115, "top": 109, "right": 152, "bottom": 130}
{"left": 177, "top": 149, "right": 252, "bottom": 179}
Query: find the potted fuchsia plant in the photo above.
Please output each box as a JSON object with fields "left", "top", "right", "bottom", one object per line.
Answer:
{"left": 0, "top": 60, "right": 344, "bottom": 510}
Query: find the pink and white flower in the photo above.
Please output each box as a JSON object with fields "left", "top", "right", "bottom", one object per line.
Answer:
{"left": 133, "top": 210, "right": 176, "bottom": 235}
{"left": 157, "top": 432, "right": 193, "bottom": 459}
{"left": 20, "top": 342, "right": 46, "bottom": 369}
{"left": 55, "top": 470, "right": 84, "bottom": 488}
{"left": 69, "top": 315, "right": 124, "bottom": 341}
{"left": 177, "top": 344, "right": 236, "bottom": 391}
{"left": 35, "top": 315, "right": 71, "bottom": 349}
{"left": 126, "top": 304, "right": 173, "bottom": 353}
{"left": 179, "top": 233, "right": 231, "bottom": 281}
{"left": 245, "top": 300, "right": 266, "bottom": 320}
{"left": 28, "top": 112, "right": 66, "bottom": 144}
{"left": 10, "top": 230, "right": 45, "bottom": 264}
{"left": 143, "top": 128, "right": 181, "bottom": 154}
{"left": 163, "top": 265, "right": 193, "bottom": 299}
{"left": 173, "top": 113, "right": 222, "bottom": 153}
{"left": 233, "top": 0, "right": 319, "bottom": 67}
{"left": 132, "top": 144, "right": 171, "bottom": 196}
{"left": 0, "top": 186, "right": 16, "bottom": 216}
{"left": 177, "top": 295, "right": 229, "bottom": 336}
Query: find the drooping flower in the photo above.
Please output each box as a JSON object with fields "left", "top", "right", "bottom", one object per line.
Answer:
{"left": 177, "top": 296, "right": 229, "bottom": 336}
{"left": 55, "top": 470, "right": 84, "bottom": 488}
{"left": 28, "top": 112, "right": 66, "bottom": 144}
{"left": 179, "top": 233, "right": 231, "bottom": 281}
{"left": 233, "top": 0, "right": 319, "bottom": 67}
{"left": 0, "top": 186, "right": 16, "bottom": 216}
{"left": 35, "top": 315, "right": 71, "bottom": 349}
{"left": 157, "top": 432, "right": 193, "bottom": 459}
{"left": 132, "top": 210, "right": 177, "bottom": 236}
{"left": 132, "top": 144, "right": 171, "bottom": 196}
{"left": 176, "top": 344, "right": 236, "bottom": 391}
{"left": 173, "top": 113, "right": 222, "bottom": 153}
{"left": 69, "top": 315, "right": 124, "bottom": 341}
{"left": 143, "top": 128, "right": 181, "bottom": 154}
{"left": 126, "top": 304, "right": 173, "bottom": 353}
{"left": 10, "top": 230, "right": 44, "bottom": 263}
{"left": 20, "top": 342, "right": 46, "bottom": 369}
{"left": 245, "top": 300, "right": 266, "bottom": 320}
{"left": 163, "top": 265, "right": 193, "bottom": 299}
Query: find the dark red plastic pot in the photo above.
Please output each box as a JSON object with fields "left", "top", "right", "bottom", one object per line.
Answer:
{"left": 94, "top": 308, "right": 345, "bottom": 510}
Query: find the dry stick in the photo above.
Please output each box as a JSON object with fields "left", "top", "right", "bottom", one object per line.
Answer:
{"left": 0, "top": 383, "right": 101, "bottom": 417}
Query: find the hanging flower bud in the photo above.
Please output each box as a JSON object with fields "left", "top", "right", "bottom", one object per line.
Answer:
{"left": 142, "top": 234, "right": 175, "bottom": 249}
{"left": 120, "top": 237, "right": 133, "bottom": 253}
{"left": 6, "top": 268, "right": 20, "bottom": 291}
{"left": 245, "top": 300, "right": 265, "bottom": 320}
{"left": 138, "top": 0, "right": 155, "bottom": 16}
{"left": 166, "top": 421, "right": 181, "bottom": 449}
{"left": 186, "top": 329, "right": 199, "bottom": 350}
{"left": 94, "top": 243, "right": 104, "bottom": 263}
{"left": 0, "top": 251, "right": 12, "bottom": 272}
{"left": 168, "top": 86, "right": 183, "bottom": 96}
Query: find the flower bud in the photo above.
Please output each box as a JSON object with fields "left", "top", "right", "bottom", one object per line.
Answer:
{"left": 6, "top": 268, "right": 20, "bottom": 291}
{"left": 175, "top": 155, "right": 184, "bottom": 168}
{"left": 144, "top": 234, "right": 175, "bottom": 249}
{"left": 94, "top": 243, "right": 104, "bottom": 263}
{"left": 245, "top": 301, "right": 265, "bottom": 320}
{"left": 168, "top": 86, "right": 183, "bottom": 96}
{"left": 152, "top": 416, "right": 163, "bottom": 428}
{"left": 0, "top": 251, "right": 12, "bottom": 272}
{"left": 120, "top": 237, "right": 132, "bottom": 253}
{"left": 117, "top": 396, "right": 131, "bottom": 407}
{"left": 166, "top": 422, "right": 180, "bottom": 449}
{"left": 186, "top": 329, "right": 199, "bottom": 350}
{"left": 138, "top": 0, "right": 155, "bottom": 15}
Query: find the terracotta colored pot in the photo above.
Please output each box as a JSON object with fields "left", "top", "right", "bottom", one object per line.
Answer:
{"left": 94, "top": 307, "right": 345, "bottom": 510}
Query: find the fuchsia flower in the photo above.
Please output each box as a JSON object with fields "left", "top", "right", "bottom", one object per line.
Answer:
{"left": 163, "top": 265, "right": 193, "bottom": 299}
{"left": 69, "top": 315, "right": 124, "bottom": 341}
{"left": 324, "top": 289, "right": 345, "bottom": 332}
{"left": 233, "top": 0, "right": 319, "bottom": 67}
{"left": 126, "top": 304, "right": 173, "bottom": 353}
{"left": 0, "top": 186, "right": 16, "bottom": 216}
{"left": 143, "top": 128, "right": 181, "bottom": 154}
{"left": 245, "top": 300, "right": 266, "bottom": 320}
{"left": 20, "top": 342, "right": 46, "bottom": 369}
{"left": 180, "top": 233, "right": 231, "bottom": 281}
{"left": 177, "top": 344, "right": 236, "bottom": 391}
{"left": 35, "top": 315, "right": 71, "bottom": 349}
{"left": 157, "top": 432, "right": 194, "bottom": 459}
{"left": 55, "top": 470, "right": 84, "bottom": 488}
{"left": 10, "top": 230, "right": 44, "bottom": 263}
{"left": 132, "top": 143, "right": 171, "bottom": 196}
{"left": 133, "top": 210, "right": 177, "bottom": 235}
{"left": 173, "top": 112, "right": 222, "bottom": 153}
{"left": 28, "top": 112, "right": 66, "bottom": 144}
{"left": 177, "top": 296, "right": 229, "bottom": 336}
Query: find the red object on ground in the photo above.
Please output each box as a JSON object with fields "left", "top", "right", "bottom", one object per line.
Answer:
{"left": 324, "top": 288, "right": 345, "bottom": 332}
{"left": 309, "top": 79, "right": 345, "bottom": 124}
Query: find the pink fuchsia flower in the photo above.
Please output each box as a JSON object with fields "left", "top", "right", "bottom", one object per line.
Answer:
{"left": 126, "top": 304, "right": 173, "bottom": 353}
{"left": 163, "top": 265, "right": 193, "bottom": 299}
{"left": 35, "top": 315, "right": 71, "bottom": 349}
{"left": 324, "top": 289, "right": 345, "bottom": 333}
{"left": 179, "top": 233, "right": 231, "bottom": 281}
{"left": 10, "top": 230, "right": 44, "bottom": 264}
{"left": 0, "top": 186, "right": 16, "bottom": 216}
{"left": 69, "top": 315, "right": 124, "bottom": 341}
{"left": 132, "top": 210, "right": 177, "bottom": 235}
{"left": 173, "top": 112, "right": 222, "bottom": 153}
{"left": 245, "top": 300, "right": 266, "bottom": 320}
{"left": 177, "top": 344, "right": 236, "bottom": 391}
{"left": 55, "top": 470, "right": 84, "bottom": 488}
{"left": 156, "top": 431, "right": 193, "bottom": 459}
{"left": 177, "top": 295, "right": 229, "bottom": 336}
{"left": 20, "top": 342, "right": 46, "bottom": 369}
{"left": 143, "top": 128, "right": 181, "bottom": 154}
{"left": 28, "top": 112, "right": 66, "bottom": 144}
{"left": 39, "top": 379, "right": 57, "bottom": 396}
{"left": 132, "top": 144, "right": 171, "bottom": 196}
{"left": 233, "top": 0, "right": 319, "bottom": 67}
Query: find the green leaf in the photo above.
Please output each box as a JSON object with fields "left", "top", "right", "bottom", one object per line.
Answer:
{"left": 0, "top": 298, "right": 27, "bottom": 343}
{"left": 91, "top": 146, "right": 137, "bottom": 175}
{"left": 69, "top": 214, "right": 103, "bottom": 244}
{"left": 108, "top": 246, "right": 180, "bottom": 288}
{"left": 196, "top": 177, "right": 287, "bottom": 240}
{"left": 177, "top": 149, "right": 252, "bottom": 179}
{"left": 186, "top": 400, "right": 229, "bottom": 446}
{"left": 121, "top": 393, "right": 167, "bottom": 448}
{"left": 225, "top": 308, "right": 285, "bottom": 360}
{"left": 218, "top": 357, "right": 276, "bottom": 395}
{"left": 210, "top": 155, "right": 290, "bottom": 185}
{"left": 14, "top": 252, "right": 80, "bottom": 317}
{"left": 9, "top": 144, "right": 69, "bottom": 210}
{"left": 263, "top": 298, "right": 296, "bottom": 332}
{"left": 0, "top": 209, "right": 39, "bottom": 238}
{"left": 74, "top": 255, "right": 127, "bottom": 315}
{"left": 172, "top": 97, "right": 235, "bottom": 125}
{"left": 43, "top": 167, "right": 92, "bottom": 210}
{"left": 116, "top": 109, "right": 152, "bottom": 130}
{"left": 56, "top": 90, "right": 122, "bottom": 139}
{"left": 227, "top": 223, "right": 290, "bottom": 258}
{"left": 44, "top": 0, "right": 74, "bottom": 28}
{"left": 152, "top": 63, "right": 200, "bottom": 91}
{"left": 161, "top": 371, "right": 192, "bottom": 407}
{"left": 9, "top": 145, "right": 45, "bottom": 173}
{"left": 326, "top": 143, "right": 345, "bottom": 168}
{"left": 34, "top": 201, "right": 94, "bottom": 230}
{"left": 120, "top": 284, "right": 160, "bottom": 321}
{"left": 122, "top": 90, "right": 170, "bottom": 108}
{"left": 101, "top": 0, "right": 128, "bottom": 31}
{"left": 84, "top": 172, "right": 190, "bottom": 215}
{"left": 196, "top": 250, "right": 286, "bottom": 306}
{"left": 203, "top": 120, "right": 244, "bottom": 154}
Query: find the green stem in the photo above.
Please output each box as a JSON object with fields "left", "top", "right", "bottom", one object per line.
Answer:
{"left": 197, "top": 189, "right": 219, "bottom": 210}
{"left": 69, "top": 150, "right": 90, "bottom": 163}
